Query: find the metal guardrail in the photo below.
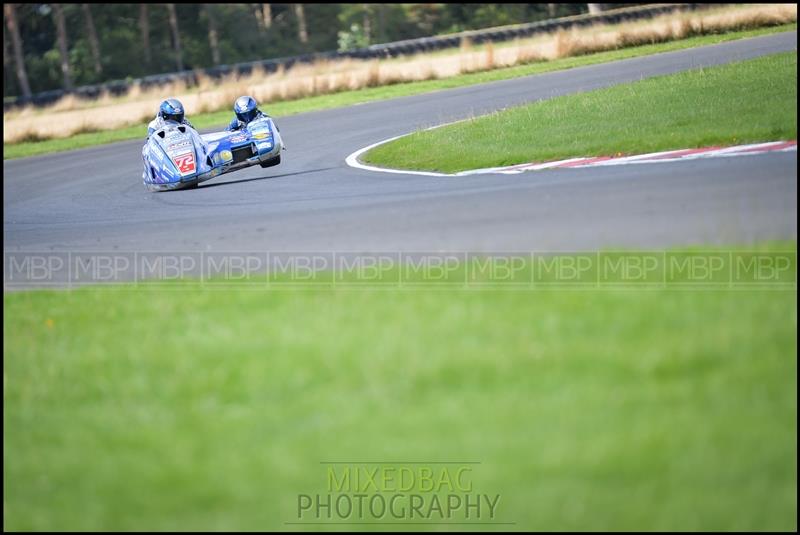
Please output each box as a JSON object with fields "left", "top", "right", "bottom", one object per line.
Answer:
{"left": 4, "top": 3, "right": 715, "bottom": 110}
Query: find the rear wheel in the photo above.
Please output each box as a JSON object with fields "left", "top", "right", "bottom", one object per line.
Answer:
{"left": 260, "top": 154, "right": 281, "bottom": 168}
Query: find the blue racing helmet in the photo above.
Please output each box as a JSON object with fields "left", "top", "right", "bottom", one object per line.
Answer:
{"left": 159, "top": 98, "right": 185, "bottom": 123}
{"left": 234, "top": 95, "right": 259, "bottom": 124}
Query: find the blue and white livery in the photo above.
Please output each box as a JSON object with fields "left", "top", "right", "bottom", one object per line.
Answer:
{"left": 141, "top": 115, "right": 283, "bottom": 191}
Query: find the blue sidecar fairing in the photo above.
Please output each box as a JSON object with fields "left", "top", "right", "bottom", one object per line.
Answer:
{"left": 142, "top": 116, "right": 283, "bottom": 191}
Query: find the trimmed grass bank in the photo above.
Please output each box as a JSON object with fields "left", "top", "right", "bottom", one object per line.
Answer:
{"left": 362, "top": 51, "right": 797, "bottom": 173}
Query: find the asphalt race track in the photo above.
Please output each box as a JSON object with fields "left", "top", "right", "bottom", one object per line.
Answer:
{"left": 3, "top": 32, "right": 797, "bottom": 281}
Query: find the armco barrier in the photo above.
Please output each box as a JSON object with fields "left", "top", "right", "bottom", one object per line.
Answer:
{"left": 4, "top": 3, "right": 718, "bottom": 110}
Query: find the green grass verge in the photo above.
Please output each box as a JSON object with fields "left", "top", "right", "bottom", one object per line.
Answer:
{"left": 3, "top": 24, "right": 795, "bottom": 161}
{"left": 363, "top": 51, "right": 798, "bottom": 173}
{"left": 4, "top": 244, "right": 797, "bottom": 530}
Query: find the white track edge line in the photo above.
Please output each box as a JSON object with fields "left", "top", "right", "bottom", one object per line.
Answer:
{"left": 345, "top": 118, "right": 476, "bottom": 177}
{"left": 345, "top": 130, "right": 797, "bottom": 176}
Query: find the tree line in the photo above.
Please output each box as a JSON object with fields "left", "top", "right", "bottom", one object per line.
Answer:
{"left": 4, "top": 3, "right": 609, "bottom": 99}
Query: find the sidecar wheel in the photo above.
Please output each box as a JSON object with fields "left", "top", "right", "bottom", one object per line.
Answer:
{"left": 260, "top": 154, "right": 281, "bottom": 168}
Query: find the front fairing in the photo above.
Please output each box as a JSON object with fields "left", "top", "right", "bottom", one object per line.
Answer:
{"left": 142, "top": 122, "right": 220, "bottom": 189}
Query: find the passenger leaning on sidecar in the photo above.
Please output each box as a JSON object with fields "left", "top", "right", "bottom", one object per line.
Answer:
{"left": 147, "top": 98, "right": 195, "bottom": 137}
{"left": 225, "top": 95, "right": 279, "bottom": 132}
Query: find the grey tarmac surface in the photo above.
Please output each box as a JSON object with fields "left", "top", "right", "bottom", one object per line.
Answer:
{"left": 3, "top": 32, "right": 797, "bottom": 284}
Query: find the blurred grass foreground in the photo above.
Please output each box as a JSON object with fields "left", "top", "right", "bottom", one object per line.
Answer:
{"left": 3, "top": 246, "right": 797, "bottom": 530}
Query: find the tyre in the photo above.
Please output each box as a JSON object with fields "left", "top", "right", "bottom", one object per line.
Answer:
{"left": 259, "top": 154, "right": 281, "bottom": 168}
